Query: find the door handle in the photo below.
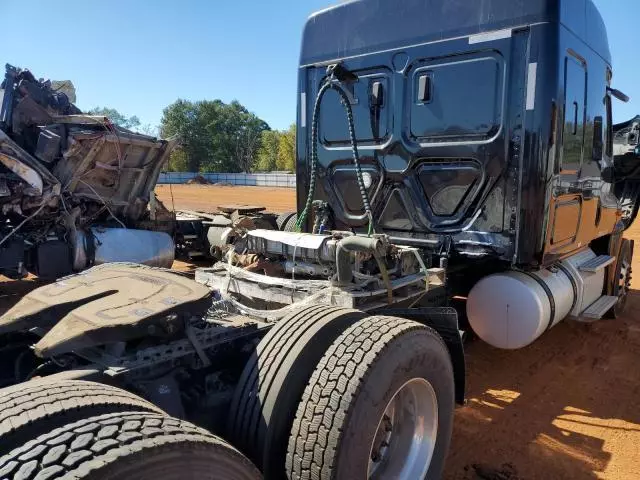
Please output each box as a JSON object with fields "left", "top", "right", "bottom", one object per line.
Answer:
{"left": 418, "top": 74, "right": 432, "bottom": 103}
{"left": 370, "top": 81, "right": 384, "bottom": 108}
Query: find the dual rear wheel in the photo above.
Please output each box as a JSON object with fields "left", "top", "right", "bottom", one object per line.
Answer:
{"left": 230, "top": 305, "right": 455, "bottom": 480}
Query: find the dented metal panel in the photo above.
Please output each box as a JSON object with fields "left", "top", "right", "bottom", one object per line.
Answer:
{"left": 0, "top": 152, "right": 43, "bottom": 195}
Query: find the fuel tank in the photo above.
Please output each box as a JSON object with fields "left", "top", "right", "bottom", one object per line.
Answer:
{"left": 467, "top": 249, "right": 608, "bottom": 349}
{"left": 73, "top": 228, "right": 175, "bottom": 270}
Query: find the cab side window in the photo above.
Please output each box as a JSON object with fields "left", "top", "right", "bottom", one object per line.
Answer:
{"left": 561, "top": 54, "right": 587, "bottom": 171}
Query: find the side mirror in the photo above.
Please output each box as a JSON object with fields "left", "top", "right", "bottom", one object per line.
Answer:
{"left": 608, "top": 87, "right": 630, "bottom": 103}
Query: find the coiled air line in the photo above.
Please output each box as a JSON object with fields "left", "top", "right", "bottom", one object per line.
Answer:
{"left": 296, "top": 64, "right": 375, "bottom": 236}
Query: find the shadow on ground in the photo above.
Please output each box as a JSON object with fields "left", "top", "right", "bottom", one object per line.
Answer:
{"left": 0, "top": 276, "right": 47, "bottom": 315}
{"left": 444, "top": 291, "right": 640, "bottom": 480}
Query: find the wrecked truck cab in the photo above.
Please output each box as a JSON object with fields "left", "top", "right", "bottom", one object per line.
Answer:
{"left": 0, "top": 64, "right": 177, "bottom": 278}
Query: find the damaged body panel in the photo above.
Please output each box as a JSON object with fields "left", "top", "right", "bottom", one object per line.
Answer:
{"left": 0, "top": 65, "right": 177, "bottom": 278}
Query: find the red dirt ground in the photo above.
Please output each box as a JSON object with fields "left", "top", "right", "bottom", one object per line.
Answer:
{"left": 155, "top": 184, "right": 296, "bottom": 214}
{"left": 1, "top": 184, "right": 638, "bottom": 479}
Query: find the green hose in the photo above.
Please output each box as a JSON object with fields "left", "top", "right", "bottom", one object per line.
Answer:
{"left": 296, "top": 77, "right": 375, "bottom": 236}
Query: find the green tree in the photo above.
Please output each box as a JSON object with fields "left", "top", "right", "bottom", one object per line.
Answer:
{"left": 160, "top": 99, "right": 270, "bottom": 173}
{"left": 236, "top": 113, "right": 270, "bottom": 173}
{"left": 86, "top": 107, "right": 141, "bottom": 130}
{"left": 160, "top": 99, "right": 209, "bottom": 172}
{"left": 166, "top": 149, "right": 189, "bottom": 172}
{"left": 255, "top": 130, "right": 280, "bottom": 171}
{"left": 277, "top": 123, "right": 296, "bottom": 172}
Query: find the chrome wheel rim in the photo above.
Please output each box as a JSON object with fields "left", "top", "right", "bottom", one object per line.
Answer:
{"left": 368, "top": 378, "right": 438, "bottom": 479}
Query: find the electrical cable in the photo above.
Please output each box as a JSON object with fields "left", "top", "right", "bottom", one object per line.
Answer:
{"left": 0, "top": 202, "right": 47, "bottom": 248}
{"left": 169, "top": 183, "right": 176, "bottom": 212}
{"left": 76, "top": 179, "right": 127, "bottom": 229}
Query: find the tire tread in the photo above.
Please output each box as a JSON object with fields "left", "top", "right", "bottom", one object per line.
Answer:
{"left": 0, "top": 379, "right": 163, "bottom": 453}
{"left": 286, "top": 315, "right": 449, "bottom": 480}
{"left": 0, "top": 412, "right": 260, "bottom": 480}
{"left": 228, "top": 304, "right": 366, "bottom": 475}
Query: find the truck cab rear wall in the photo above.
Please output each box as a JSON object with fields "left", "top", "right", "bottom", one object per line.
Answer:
{"left": 297, "top": 0, "right": 615, "bottom": 269}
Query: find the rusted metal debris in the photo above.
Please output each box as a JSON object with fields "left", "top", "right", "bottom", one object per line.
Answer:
{"left": 0, "top": 64, "right": 178, "bottom": 278}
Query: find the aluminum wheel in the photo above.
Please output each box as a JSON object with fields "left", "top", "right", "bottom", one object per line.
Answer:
{"left": 368, "top": 378, "right": 438, "bottom": 479}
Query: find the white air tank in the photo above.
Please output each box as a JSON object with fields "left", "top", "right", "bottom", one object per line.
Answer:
{"left": 466, "top": 268, "right": 576, "bottom": 349}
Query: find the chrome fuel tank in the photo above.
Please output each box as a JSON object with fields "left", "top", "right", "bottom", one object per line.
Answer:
{"left": 73, "top": 228, "right": 175, "bottom": 270}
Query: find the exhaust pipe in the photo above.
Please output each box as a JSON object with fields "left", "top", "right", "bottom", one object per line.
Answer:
{"left": 335, "top": 235, "right": 384, "bottom": 285}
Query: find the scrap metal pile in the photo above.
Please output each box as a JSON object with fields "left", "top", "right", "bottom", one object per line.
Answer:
{"left": 0, "top": 64, "right": 177, "bottom": 278}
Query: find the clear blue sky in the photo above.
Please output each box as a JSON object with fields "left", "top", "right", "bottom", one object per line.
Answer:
{"left": 1, "top": 0, "right": 637, "bottom": 131}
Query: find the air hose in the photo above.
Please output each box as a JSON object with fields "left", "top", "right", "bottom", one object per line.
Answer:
{"left": 296, "top": 67, "right": 375, "bottom": 236}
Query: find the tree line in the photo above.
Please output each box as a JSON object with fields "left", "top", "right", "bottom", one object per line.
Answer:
{"left": 90, "top": 100, "right": 295, "bottom": 173}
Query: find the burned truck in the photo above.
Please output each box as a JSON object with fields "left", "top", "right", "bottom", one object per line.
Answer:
{"left": 0, "top": 65, "right": 176, "bottom": 279}
{"left": 0, "top": 1, "right": 638, "bottom": 480}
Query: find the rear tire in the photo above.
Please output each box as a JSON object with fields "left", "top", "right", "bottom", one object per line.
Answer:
{"left": 276, "top": 212, "right": 297, "bottom": 231}
{"left": 0, "top": 411, "right": 260, "bottom": 480}
{"left": 228, "top": 305, "right": 366, "bottom": 478}
{"left": 283, "top": 213, "right": 298, "bottom": 232}
{"left": 607, "top": 239, "right": 633, "bottom": 318}
{"left": 286, "top": 315, "right": 455, "bottom": 480}
{"left": 0, "top": 379, "right": 163, "bottom": 454}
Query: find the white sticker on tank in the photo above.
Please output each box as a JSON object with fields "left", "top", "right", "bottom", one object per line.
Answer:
{"left": 300, "top": 93, "right": 306, "bottom": 128}
{"left": 526, "top": 63, "right": 538, "bottom": 111}
{"left": 468, "top": 28, "right": 512, "bottom": 44}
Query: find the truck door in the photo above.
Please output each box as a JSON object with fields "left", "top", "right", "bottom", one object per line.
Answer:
{"left": 547, "top": 52, "right": 587, "bottom": 254}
